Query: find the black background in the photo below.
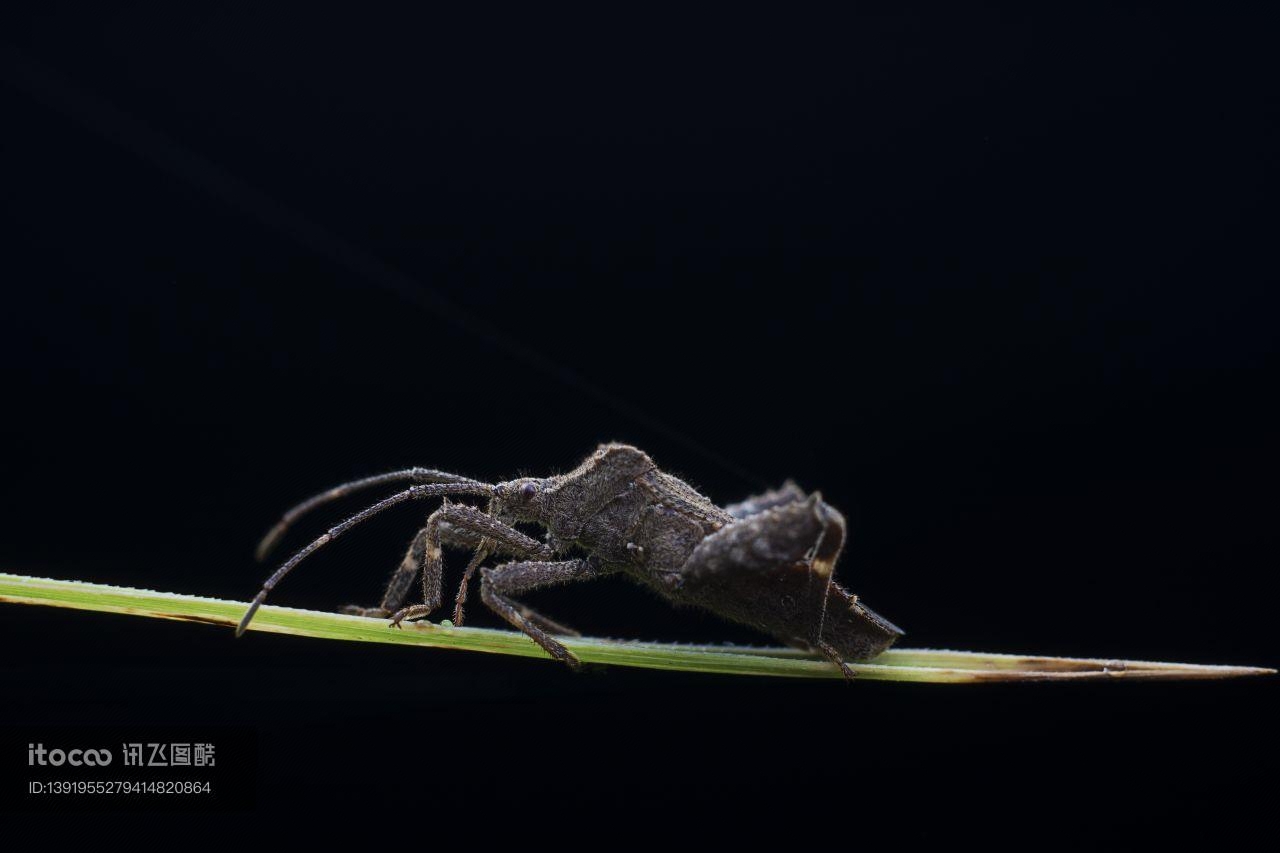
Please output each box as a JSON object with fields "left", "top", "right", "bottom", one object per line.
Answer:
{"left": 2, "top": 3, "right": 1275, "bottom": 843}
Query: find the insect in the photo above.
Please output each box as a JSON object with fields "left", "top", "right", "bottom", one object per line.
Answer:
{"left": 238, "top": 443, "right": 903, "bottom": 677}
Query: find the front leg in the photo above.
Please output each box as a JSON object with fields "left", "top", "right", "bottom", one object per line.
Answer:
{"left": 347, "top": 501, "right": 554, "bottom": 622}
{"left": 480, "top": 558, "right": 612, "bottom": 668}
{"left": 341, "top": 514, "right": 490, "bottom": 617}
{"left": 339, "top": 522, "right": 450, "bottom": 618}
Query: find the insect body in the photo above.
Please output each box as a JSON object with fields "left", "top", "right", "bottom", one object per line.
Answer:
{"left": 240, "top": 443, "right": 903, "bottom": 676}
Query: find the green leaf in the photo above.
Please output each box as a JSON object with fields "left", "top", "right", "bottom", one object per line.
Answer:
{"left": 1, "top": 573, "right": 1271, "bottom": 682}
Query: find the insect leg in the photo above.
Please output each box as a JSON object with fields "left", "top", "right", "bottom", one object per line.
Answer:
{"left": 450, "top": 539, "right": 492, "bottom": 626}
{"left": 480, "top": 558, "right": 612, "bottom": 668}
{"left": 801, "top": 494, "right": 849, "bottom": 676}
{"left": 448, "top": 535, "right": 578, "bottom": 631}
{"left": 386, "top": 503, "right": 555, "bottom": 626}
{"left": 338, "top": 517, "right": 485, "bottom": 617}
{"left": 677, "top": 494, "right": 885, "bottom": 679}
{"left": 236, "top": 481, "right": 493, "bottom": 636}
{"left": 792, "top": 500, "right": 902, "bottom": 673}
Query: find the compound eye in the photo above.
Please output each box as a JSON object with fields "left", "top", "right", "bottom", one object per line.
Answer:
{"left": 519, "top": 482, "right": 538, "bottom": 501}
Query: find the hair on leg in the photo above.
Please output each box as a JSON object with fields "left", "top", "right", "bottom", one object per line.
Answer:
{"left": 479, "top": 558, "right": 611, "bottom": 667}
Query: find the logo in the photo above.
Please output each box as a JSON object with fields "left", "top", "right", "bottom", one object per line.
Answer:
{"left": 28, "top": 743, "right": 113, "bottom": 766}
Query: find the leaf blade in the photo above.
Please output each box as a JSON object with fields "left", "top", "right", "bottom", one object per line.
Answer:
{"left": 1, "top": 573, "right": 1271, "bottom": 682}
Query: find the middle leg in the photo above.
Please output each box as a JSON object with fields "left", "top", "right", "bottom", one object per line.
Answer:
{"left": 348, "top": 501, "right": 555, "bottom": 622}
{"left": 480, "top": 557, "right": 612, "bottom": 668}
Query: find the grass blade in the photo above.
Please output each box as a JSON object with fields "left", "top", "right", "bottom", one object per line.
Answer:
{"left": 0, "top": 573, "right": 1271, "bottom": 682}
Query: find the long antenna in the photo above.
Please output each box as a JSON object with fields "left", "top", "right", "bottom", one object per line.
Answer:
{"left": 254, "top": 468, "right": 490, "bottom": 562}
{"left": 236, "top": 481, "right": 494, "bottom": 635}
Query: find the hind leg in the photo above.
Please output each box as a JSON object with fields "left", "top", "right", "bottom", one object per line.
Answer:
{"left": 799, "top": 497, "right": 853, "bottom": 677}
{"left": 679, "top": 494, "right": 898, "bottom": 679}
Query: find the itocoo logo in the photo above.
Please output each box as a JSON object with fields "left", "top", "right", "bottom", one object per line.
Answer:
{"left": 28, "top": 743, "right": 113, "bottom": 766}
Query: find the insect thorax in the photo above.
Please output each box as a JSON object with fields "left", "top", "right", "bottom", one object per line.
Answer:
{"left": 567, "top": 464, "right": 731, "bottom": 575}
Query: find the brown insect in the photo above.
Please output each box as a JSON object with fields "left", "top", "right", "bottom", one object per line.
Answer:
{"left": 239, "top": 443, "right": 902, "bottom": 677}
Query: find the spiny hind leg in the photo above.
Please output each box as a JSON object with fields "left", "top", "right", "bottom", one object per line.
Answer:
{"left": 480, "top": 558, "right": 611, "bottom": 668}
{"left": 761, "top": 494, "right": 854, "bottom": 677}
{"left": 803, "top": 497, "right": 851, "bottom": 676}
{"left": 518, "top": 607, "right": 581, "bottom": 638}
{"left": 683, "top": 493, "right": 859, "bottom": 679}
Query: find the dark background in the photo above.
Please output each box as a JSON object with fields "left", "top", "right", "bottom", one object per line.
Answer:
{"left": 1, "top": 3, "right": 1275, "bottom": 842}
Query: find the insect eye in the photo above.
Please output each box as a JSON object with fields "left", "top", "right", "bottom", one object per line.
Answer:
{"left": 520, "top": 482, "right": 538, "bottom": 500}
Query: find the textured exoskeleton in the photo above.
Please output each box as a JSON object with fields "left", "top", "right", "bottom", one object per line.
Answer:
{"left": 241, "top": 443, "right": 903, "bottom": 677}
